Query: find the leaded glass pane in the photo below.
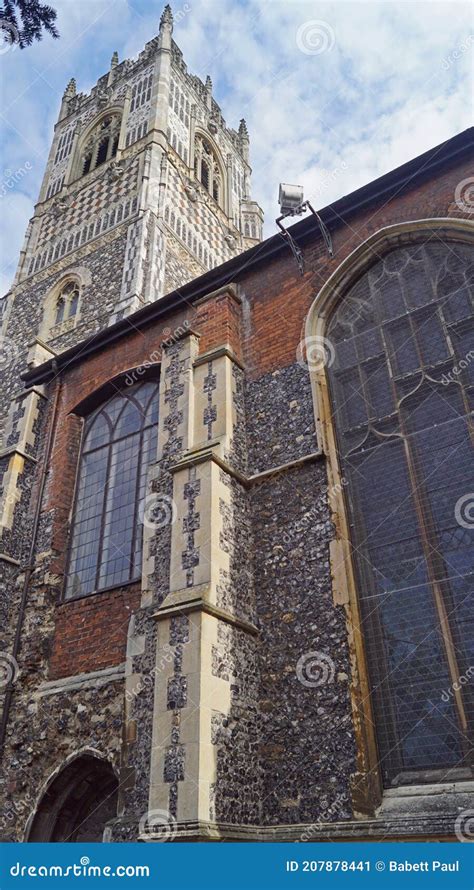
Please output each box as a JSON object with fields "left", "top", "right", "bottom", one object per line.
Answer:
{"left": 327, "top": 240, "right": 473, "bottom": 785}
{"left": 65, "top": 379, "right": 159, "bottom": 598}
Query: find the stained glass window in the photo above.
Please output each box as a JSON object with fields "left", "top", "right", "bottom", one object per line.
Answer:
{"left": 326, "top": 240, "right": 473, "bottom": 785}
{"left": 65, "top": 380, "right": 159, "bottom": 599}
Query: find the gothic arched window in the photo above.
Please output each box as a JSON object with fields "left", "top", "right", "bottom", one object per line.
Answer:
{"left": 80, "top": 114, "right": 121, "bottom": 178}
{"left": 65, "top": 379, "right": 160, "bottom": 599}
{"left": 54, "top": 280, "right": 80, "bottom": 326}
{"left": 194, "top": 134, "right": 224, "bottom": 208}
{"left": 325, "top": 239, "right": 473, "bottom": 785}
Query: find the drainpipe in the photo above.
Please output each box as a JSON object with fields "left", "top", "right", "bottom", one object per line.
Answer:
{"left": 0, "top": 362, "right": 62, "bottom": 759}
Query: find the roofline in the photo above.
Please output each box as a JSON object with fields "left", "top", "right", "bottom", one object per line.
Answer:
{"left": 23, "top": 126, "right": 474, "bottom": 386}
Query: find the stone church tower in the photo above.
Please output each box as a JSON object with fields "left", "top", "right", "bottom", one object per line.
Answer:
{"left": 0, "top": 3, "right": 262, "bottom": 439}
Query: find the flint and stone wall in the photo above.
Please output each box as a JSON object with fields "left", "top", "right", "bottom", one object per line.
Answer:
{"left": 0, "top": 149, "right": 471, "bottom": 841}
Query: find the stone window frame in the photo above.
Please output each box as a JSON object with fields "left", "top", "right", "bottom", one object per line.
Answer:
{"left": 41, "top": 267, "right": 91, "bottom": 341}
{"left": 62, "top": 365, "right": 161, "bottom": 603}
{"left": 304, "top": 218, "right": 474, "bottom": 817}
{"left": 194, "top": 131, "right": 226, "bottom": 211}
{"left": 72, "top": 107, "right": 124, "bottom": 182}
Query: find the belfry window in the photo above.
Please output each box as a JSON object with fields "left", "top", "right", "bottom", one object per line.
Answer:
{"left": 79, "top": 114, "right": 121, "bottom": 178}
{"left": 65, "top": 380, "right": 160, "bottom": 599}
{"left": 325, "top": 240, "right": 473, "bottom": 785}
{"left": 194, "top": 134, "right": 223, "bottom": 208}
{"left": 54, "top": 280, "right": 80, "bottom": 326}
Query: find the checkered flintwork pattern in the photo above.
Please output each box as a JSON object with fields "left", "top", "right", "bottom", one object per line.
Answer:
{"left": 28, "top": 160, "right": 141, "bottom": 277}
{"left": 163, "top": 165, "right": 236, "bottom": 271}
{"left": 120, "top": 217, "right": 146, "bottom": 299}
{"left": 39, "top": 157, "right": 140, "bottom": 243}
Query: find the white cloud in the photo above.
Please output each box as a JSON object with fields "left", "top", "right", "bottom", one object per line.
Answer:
{"left": 0, "top": 0, "right": 472, "bottom": 293}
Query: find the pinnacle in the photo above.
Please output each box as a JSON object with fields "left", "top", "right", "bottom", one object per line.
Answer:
{"left": 160, "top": 4, "right": 173, "bottom": 28}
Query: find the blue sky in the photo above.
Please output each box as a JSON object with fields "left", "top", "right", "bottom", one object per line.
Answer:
{"left": 0, "top": 0, "right": 472, "bottom": 294}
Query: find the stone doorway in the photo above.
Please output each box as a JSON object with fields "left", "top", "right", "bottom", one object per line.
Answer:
{"left": 26, "top": 754, "right": 118, "bottom": 842}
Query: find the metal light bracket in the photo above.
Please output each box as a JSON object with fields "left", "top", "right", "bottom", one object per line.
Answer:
{"left": 276, "top": 200, "right": 333, "bottom": 276}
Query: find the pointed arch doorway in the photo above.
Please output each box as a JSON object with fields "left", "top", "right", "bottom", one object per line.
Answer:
{"left": 26, "top": 753, "right": 118, "bottom": 842}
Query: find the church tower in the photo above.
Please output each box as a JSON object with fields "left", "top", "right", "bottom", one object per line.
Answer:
{"left": 0, "top": 4, "right": 262, "bottom": 434}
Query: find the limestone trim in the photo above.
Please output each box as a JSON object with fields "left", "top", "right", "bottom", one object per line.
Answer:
{"left": 152, "top": 584, "right": 259, "bottom": 637}
{"left": 193, "top": 344, "right": 244, "bottom": 370}
{"left": 0, "top": 553, "right": 21, "bottom": 566}
{"left": 304, "top": 218, "right": 474, "bottom": 816}
{"left": 0, "top": 446, "right": 37, "bottom": 463}
{"left": 171, "top": 445, "right": 324, "bottom": 488}
{"left": 33, "top": 664, "right": 126, "bottom": 698}
{"left": 192, "top": 282, "right": 241, "bottom": 306}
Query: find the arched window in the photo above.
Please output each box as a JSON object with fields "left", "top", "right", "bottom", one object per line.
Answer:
{"left": 65, "top": 379, "right": 160, "bottom": 599}
{"left": 194, "top": 134, "right": 224, "bottom": 208}
{"left": 79, "top": 114, "right": 121, "bottom": 178}
{"left": 54, "top": 280, "right": 80, "bottom": 325}
{"left": 325, "top": 239, "right": 473, "bottom": 785}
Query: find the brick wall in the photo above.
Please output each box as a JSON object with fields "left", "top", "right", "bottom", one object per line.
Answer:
{"left": 48, "top": 584, "right": 141, "bottom": 679}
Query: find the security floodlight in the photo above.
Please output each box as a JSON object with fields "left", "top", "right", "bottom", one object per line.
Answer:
{"left": 275, "top": 185, "right": 334, "bottom": 275}
{"left": 278, "top": 183, "right": 304, "bottom": 215}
